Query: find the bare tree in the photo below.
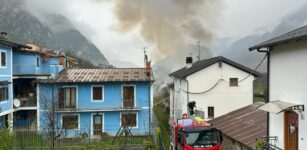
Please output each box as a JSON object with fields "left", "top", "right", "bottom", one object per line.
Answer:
{"left": 40, "top": 94, "right": 64, "bottom": 150}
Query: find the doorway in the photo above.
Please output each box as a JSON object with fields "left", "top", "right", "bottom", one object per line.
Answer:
{"left": 93, "top": 114, "right": 103, "bottom": 135}
{"left": 284, "top": 111, "right": 298, "bottom": 150}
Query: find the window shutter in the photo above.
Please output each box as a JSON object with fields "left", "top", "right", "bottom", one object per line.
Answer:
{"left": 58, "top": 88, "right": 64, "bottom": 108}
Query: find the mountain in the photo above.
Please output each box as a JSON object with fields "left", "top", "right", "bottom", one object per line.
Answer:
{"left": 219, "top": 3, "right": 307, "bottom": 72}
{"left": 0, "top": 0, "right": 109, "bottom": 66}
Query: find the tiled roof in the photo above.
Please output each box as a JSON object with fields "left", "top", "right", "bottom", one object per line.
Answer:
{"left": 249, "top": 25, "right": 307, "bottom": 50}
{"left": 208, "top": 103, "right": 267, "bottom": 149}
{"left": 169, "top": 56, "right": 262, "bottom": 78}
{"left": 38, "top": 68, "right": 154, "bottom": 83}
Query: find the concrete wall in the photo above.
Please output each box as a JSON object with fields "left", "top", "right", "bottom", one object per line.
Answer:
{"left": 269, "top": 39, "right": 307, "bottom": 149}
{"left": 222, "top": 135, "right": 252, "bottom": 150}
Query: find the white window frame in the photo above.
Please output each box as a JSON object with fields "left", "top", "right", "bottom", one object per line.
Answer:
{"left": 0, "top": 50, "right": 7, "bottom": 68}
{"left": 36, "top": 55, "right": 40, "bottom": 68}
{"left": 91, "top": 113, "right": 104, "bottom": 135}
{"left": 61, "top": 114, "right": 80, "bottom": 130}
{"left": 120, "top": 112, "right": 138, "bottom": 129}
{"left": 121, "top": 85, "right": 136, "bottom": 107}
{"left": 62, "top": 85, "right": 78, "bottom": 108}
{"left": 91, "top": 85, "right": 104, "bottom": 102}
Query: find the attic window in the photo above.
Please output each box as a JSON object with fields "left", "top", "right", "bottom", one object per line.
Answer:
{"left": 229, "top": 78, "right": 238, "bottom": 86}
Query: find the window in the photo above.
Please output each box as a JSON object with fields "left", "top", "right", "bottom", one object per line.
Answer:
{"left": 36, "top": 56, "right": 40, "bottom": 68}
{"left": 92, "top": 86, "right": 103, "bottom": 101}
{"left": 0, "top": 85, "right": 8, "bottom": 101}
{"left": 229, "top": 78, "right": 238, "bottom": 86}
{"left": 62, "top": 115, "right": 78, "bottom": 130}
{"left": 208, "top": 107, "right": 214, "bottom": 119}
{"left": 0, "top": 51, "right": 6, "bottom": 67}
{"left": 121, "top": 113, "right": 137, "bottom": 127}
{"left": 59, "top": 87, "right": 76, "bottom": 108}
{"left": 123, "top": 86, "right": 135, "bottom": 107}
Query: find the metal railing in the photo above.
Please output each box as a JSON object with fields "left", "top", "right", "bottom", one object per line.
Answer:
{"left": 256, "top": 136, "right": 283, "bottom": 150}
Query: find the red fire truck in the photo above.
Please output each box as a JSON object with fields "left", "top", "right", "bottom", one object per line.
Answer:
{"left": 169, "top": 117, "right": 223, "bottom": 150}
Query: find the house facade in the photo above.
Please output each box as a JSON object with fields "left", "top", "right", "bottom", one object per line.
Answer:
{"left": 12, "top": 44, "right": 68, "bottom": 130}
{"left": 0, "top": 35, "right": 29, "bottom": 128}
{"left": 37, "top": 68, "right": 154, "bottom": 137}
{"left": 250, "top": 25, "right": 307, "bottom": 150}
{"left": 0, "top": 34, "right": 76, "bottom": 130}
{"left": 169, "top": 56, "right": 261, "bottom": 120}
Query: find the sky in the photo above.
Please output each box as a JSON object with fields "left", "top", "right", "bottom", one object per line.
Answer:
{"left": 25, "top": 0, "right": 307, "bottom": 67}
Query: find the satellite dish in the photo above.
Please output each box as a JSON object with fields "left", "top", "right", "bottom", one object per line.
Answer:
{"left": 13, "top": 99, "right": 21, "bottom": 108}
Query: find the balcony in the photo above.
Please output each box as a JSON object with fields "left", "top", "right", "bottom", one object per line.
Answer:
{"left": 13, "top": 64, "right": 50, "bottom": 75}
{"left": 256, "top": 136, "right": 282, "bottom": 150}
{"left": 17, "top": 97, "right": 37, "bottom": 107}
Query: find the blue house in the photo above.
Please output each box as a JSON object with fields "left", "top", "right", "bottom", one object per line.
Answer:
{"left": 37, "top": 68, "right": 154, "bottom": 137}
{"left": 11, "top": 44, "right": 73, "bottom": 130}
{"left": 0, "top": 34, "right": 74, "bottom": 130}
{"left": 0, "top": 33, "right": 29, "bottom": 128}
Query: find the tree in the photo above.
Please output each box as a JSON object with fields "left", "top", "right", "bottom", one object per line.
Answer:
{"left": 40, "top": 93, "right": 64, "bottom": 150}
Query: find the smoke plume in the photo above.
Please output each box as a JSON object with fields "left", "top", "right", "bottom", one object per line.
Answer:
{"left": 113, "top": 0, "right": 222, "bottom": 62}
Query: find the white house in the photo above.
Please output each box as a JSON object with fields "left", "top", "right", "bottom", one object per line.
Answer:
{"left": 169, "top": 56, "right": 261, "bottom": 120}
{"left": 250, "top": 25, "right": 307, "bottom": 150}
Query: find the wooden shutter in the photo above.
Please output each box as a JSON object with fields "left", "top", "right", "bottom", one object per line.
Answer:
{"left": 58, "top": 88, "right": 64, "bottom": 108}
{"left": 93, "top": 87, "right": 102, "bottom": 100}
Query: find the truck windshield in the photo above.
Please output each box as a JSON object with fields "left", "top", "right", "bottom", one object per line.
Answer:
{"left": 186, "top": 131, "right": 219, "bottom": 147}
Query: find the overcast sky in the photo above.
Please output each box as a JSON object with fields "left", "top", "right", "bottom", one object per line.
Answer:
{"left": 26, "top": 0, "right": 307, "bottom": 67}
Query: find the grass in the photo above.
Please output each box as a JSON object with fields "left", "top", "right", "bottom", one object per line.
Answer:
{"left": 153, "top": 103, "right": 170, "bottom": 150}
{"left": 13, "top": 131, "right": 154, "bottom": 150}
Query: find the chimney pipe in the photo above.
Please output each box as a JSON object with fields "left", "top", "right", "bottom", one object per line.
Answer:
{"left": 146, "top": 61, "right": 151, "bottom": 76}
{"left": 186, "top": 57, "right": 193, "bottom": 69}
{"left": 0, "top": 32, "right": 8, "bottom": 39}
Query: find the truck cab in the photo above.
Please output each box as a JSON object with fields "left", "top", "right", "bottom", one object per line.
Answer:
{"left": 169, "top": 118, "right": 223, "bottom": 150}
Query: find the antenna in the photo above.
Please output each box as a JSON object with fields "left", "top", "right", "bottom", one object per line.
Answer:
{"left": 143, "top": 47, "right": 148, "bottom": 67}
{"left": 197, "top": 41, "right": 201, "bottom": 62}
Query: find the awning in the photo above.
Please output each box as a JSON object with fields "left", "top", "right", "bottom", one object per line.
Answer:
{"left": 257, "top": 100, "right": 304, "bottom": 114}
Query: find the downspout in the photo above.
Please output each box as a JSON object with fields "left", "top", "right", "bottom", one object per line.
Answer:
{"left": 149, "top": 81, "right": 153, "bottom": 131}
{"left": 184, "top": 78, "right": 189, "bottom": 116}
{"left": 257, "top": 48, "right": 270, "bottom": 141}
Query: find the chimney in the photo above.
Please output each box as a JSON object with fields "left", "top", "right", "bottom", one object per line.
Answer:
{"left": 0, "top": 32, "right": 8, "bottom": 39}
{"left": 186, "top": 57, "right": 193, "bottom": 69}
{"left": 146, "top": 61, "right": 151, "bottom": 76}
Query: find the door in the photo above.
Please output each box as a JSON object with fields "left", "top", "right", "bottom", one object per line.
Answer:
{"left": 284, "top": 111, "right": 298, "bottom": 150}
{"left": 123, "top": 86, "right": 134, "bottom": 107}
{"left": 93, "top": 115, "right": 102, "bottom": 135}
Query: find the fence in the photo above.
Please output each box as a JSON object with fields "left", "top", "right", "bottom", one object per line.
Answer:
{"left": 13, "top": 128, "right": 155, "bottom": 150}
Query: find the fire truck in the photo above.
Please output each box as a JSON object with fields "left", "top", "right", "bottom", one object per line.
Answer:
{"left": 169, "top": 116, "right": 223, "bottom": 150}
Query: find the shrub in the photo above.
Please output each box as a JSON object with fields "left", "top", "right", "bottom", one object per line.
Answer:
{"left": 0, "top": 128, "right": 15, "bottom": 150}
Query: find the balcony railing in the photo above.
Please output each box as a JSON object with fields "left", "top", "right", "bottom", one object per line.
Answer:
{"left": 15, "top": 97, "right": 37, "bottom": 107}
{"left": 256, "top": 136, "right": 282, "bottom": 150}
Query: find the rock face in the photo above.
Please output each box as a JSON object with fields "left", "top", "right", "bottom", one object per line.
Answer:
{"left": 0, "top": 0, "right": 109, "bottom": 66}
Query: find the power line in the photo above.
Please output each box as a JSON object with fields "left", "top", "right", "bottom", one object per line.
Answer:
{"left": 173, "top": 54, "right": 267, "bottom": 95}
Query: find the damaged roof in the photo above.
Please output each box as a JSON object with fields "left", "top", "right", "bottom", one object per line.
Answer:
{"left": 37, "top": 68, "right": 154, "bottom": 83}
{"left": 0, "top": 38, "right": 30, "bottom": 49}
{"left": 169, "top": 56, "right": 262, "bottom": 78}
{"left": 249, "top": 25, "right": 307, "bottom": 50}
{"left": 208, "top": 103, "right": 267, "bottom": 149}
